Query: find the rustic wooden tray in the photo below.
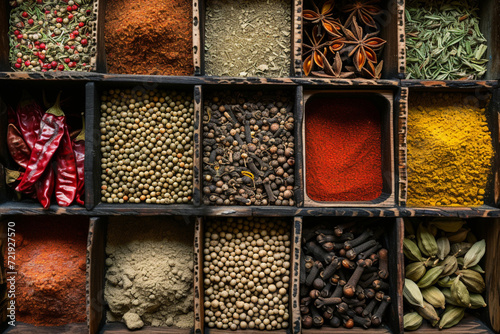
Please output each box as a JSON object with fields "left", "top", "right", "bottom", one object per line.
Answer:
{"left": 0, "top": 0, "right": 500, "bottom": 333}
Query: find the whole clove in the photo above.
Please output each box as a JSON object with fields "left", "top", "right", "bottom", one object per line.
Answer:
{"left": 301, "top": 223, "right": 392, "bottom": 329}
{"left": 202, "top": 90, "right": 295, "bottom": 206}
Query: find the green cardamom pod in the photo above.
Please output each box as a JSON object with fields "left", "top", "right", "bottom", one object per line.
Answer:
{"left": 450, "top": 242, "right": 472, "bottom": 257}
{"left": 404, "top": 278, "right": 425, "bottom": 308}
{"left": 415, "top": 301, "right": 440, "bottom": 322}
{"left": 404, "top": 238, "right": 425, "bottom": 262}
{"left": 451, "top": 275, "right": 471, "bottom": 307}
{"left": 438, "top": 305, "right": 465, "bottom": 329}
{"left": 421, "top": 286, "right": 446, "bottom": 309}
{"left": 417, "top": 224, "right": 438, "bottom": 258}
{"left": 405, "top": 262, "right": 427, "bottom": 282}
{"left": 463, "top": 239, "right": 486, "bottom": 269}
{"left": 436, "top": 237, "right": 450, "bottom": 260}
{"left": 430, "top": 218, "right": 465, "bottom": 233}
{"left": 404, "top": 312, "right": 423, "bottom": 331}
{"left": 417, "top": 266, "right": 443, "bottom": 289}
{"left": 439, "top": 255, "right": 458, "bottom": 277}
{"left": 469, "top": 293, "right": 487, "bottom": 309}
{"left": 457, "top": 269, "right": 485, "bottom": 293}
{"left": 437, "top": 276, "right": 453, "bottom": 288}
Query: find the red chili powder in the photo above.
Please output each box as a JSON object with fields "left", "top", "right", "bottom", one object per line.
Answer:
{"left": 305, "top": 96, "right": 383, "bottom": 201}
{"left": 6, "top": 218, "right": 87, "bottom": 326}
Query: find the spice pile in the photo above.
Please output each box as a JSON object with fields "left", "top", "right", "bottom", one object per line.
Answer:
{"left": 10, "top": 217, "right": 87, "bottom": 325}
{"left": 105, "top": 217, "right": 194, "bottom": 330}
{"left": 104, "top": 0, "right": 193, "bottom": 75}
{"left": 302, "top": 0, "right": 386, "bottom": 79}
{"left": 403, "top": 219, "right": 487, "bottom": 330}
{"left": 407, "top": 92, "right": 493, "bottom": 206}
{"left": 5, "top": 92, "right": 85, "bottom": 208}
{"left": 202, "top": 90, "right": 295, "bottom": 206}
{"left": 305, "top": 95, "right": 382, "bottom": 202}
{"left": 204, "top": 0, "right": 291, "bottom": 77}
{"left": 406, "top": 0, "right": 488, "bottom": 80}
{"left": 203, "top": 217, "right": 291, "bottom": 330}
{"left": 301, "top": 220, "right": 391, "bottom": 329}
{"left": 100, "top": 88, "right": 194, "bottom": 204}
{"left": 9, "top": 0, "right": 95, "bottom": 72}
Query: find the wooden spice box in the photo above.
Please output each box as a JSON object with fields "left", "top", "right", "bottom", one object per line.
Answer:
{"left": 87, "top": 216, "right": 195, "bottom": 334}
{"left": 402, "top": 0, "right": 500, "bottom": 81}
{"left": 1, "top": 0, "right": 500, "bottom": 333}
{"left": 0, "top": 0, "right": 102, "bottom": 74}
{"left": 400, "top": 85, "right": 500, "bottom": 210}
{"left": 302, "top": 90, "right": 395, "bottom": 207}
{"left": 298, "top": 217, "right": 404, "bottom": 334}
{"left": 194, "top": 216, "right": 301, "bottom": 334}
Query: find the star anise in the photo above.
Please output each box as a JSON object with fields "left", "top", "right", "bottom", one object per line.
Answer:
{"left": 313, "top": 52, "right": 355, "bottom": 78}
{"left": 343, "top": 0, "right": 382, "bottom": 28}
{"left": 362, "top": 60, "right": 384, "bottom": 79}
{"left": 303, "top": 0, "right": 343, "bottom": 38}
{"left": 303, "top": 26, "right": 331, "bottom": 76}
{"left": 342, "top": 18, "right": 386, "bottom": 72}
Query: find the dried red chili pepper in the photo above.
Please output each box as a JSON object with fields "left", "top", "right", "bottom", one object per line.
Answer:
{"left": 16, "top": 91, "right": 44, "bottom": 150}
{"left": 16, "top": 93, "right": 66, "bottom": 193}
{"left": 7, "top": 124, "right": 31, "bottom": 169}
{"left": 72, "top": 122, "right": 85, "bottom": 206}
{"left": 36, "top": 166, "right": 55, "bottom": 209}
{"left": 55, "top": 125, "right": 77, "bottom": 207}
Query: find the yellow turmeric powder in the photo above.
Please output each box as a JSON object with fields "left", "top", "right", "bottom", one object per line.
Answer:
{"left": 407, "top": 92, "right": 494, "bottom": 207}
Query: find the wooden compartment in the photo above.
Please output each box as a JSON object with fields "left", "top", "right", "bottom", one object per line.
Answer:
{"left": 88, "top": 216, "right": 195, "bottom": 333}
{"left": 194, "top": 216, "right": 301, "bottom": 334}
{"left": 194, "top": 0, "right": 302, "bottom": 77}
{"left": 85, "top": 82, "right": 201, "bottom": 210}
{"left": 200, "top": 85, "right": 303, "bottom": 207}
{"left": 0, "top": 216, "right": 89, "bottom": 333}
{"left": 0, "top": 0, "right": 103, "bottom": 74}
{"left": 298, "top": 217, "right": 404, "bottom": 333}
{"left": 402, "top": 217, "right": 500, "bottom": 334}
{"left": 404, "top": 86, "right": 500, "bottom": 209}
{"left": 403, "top": 0, "right": 500, "bottom": 81}
{"left": 0, "top": 81, "right": 87, "bottom": 209}
{"left": 300, "top": 0, "right": 402, "bottom": 80}
{"left": 302, "top": 90, "right": 395, "bottom": 207}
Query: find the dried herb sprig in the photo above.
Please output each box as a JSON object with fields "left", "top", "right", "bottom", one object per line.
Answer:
{"left": 302, "top": 0, "right": 386, "bottom": 79}
{"left": 405, "top": 0, "right": 488, "bottom": 80}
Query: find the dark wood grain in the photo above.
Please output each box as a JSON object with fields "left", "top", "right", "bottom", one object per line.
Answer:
{"left": 480, "top": 219, "right": 500, "bottom": 332}
{"left": 397, "top": 87, "right": 408, "bottom": 206}
{"left": 291, "top": 217, "right": 302, "bottom": 334}
{"left": 194, "top": 217, "right": 203, "bottom": 334}
{"left": 193, "top": 86, "right": 202, "bottom": 206}
{"left": 413, "top": 315, "right": 493, "bottom": 333}
{"left": 100, "top": 322, "right": 192, "bottom": 333}
{"left": 401, "top": 80, "right": 499, "bottom": 89}
{"left": 95, "top": 0, "right": 105, "bottom": 73}
{"left": 3, "top": 322, "right": 88, "bottom": 333}
{"left": 294, "top": 86, "right": 304, "bottom": 207}
{"left": 0, "top": 164, "right": 7, "bottom": 204}
{"left": 380, "top": 0, "right": 400, "bottom": 79}
{"left": 292, "top": 0, "right": 302, "bottom": 77}
{"left": 85, "top": 82, "right": 100, "bottom": 210}
{"left": 88, "top": 217, "right": 106, "bottom": 334}
{"left": 3, "top": 202, "right": 500, "bottom": 218}
{"left": 0, "top": 97, "right": 9, "bottom": 169}
{"left": 0, "top": 1, "right": 9, "bottom": 72}
{"left": 396, "top": 0, "right": 405, "bottom": 78}
{"left": 303, "top": 326, "right": 392, "bottom": 334}
{"left": 479, "top": 0, "right": 500, "bottom": 80}
{"left": 193, "top": 0, "right": 202, "bottom": 76}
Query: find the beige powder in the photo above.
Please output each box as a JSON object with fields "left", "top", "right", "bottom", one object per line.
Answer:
{"left": 104, "top": 217, "right": 194, "bottom": 329}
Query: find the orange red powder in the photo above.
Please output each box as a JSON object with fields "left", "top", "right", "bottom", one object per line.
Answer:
{"left": 305, "top": 96, "right": 383, "bottom": 202}
{"left": 7, "top": 218, "right": 87, "bottom": 326}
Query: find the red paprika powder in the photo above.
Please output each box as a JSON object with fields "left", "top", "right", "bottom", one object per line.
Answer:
{"left": 7, "top": 217, "right": 87, "bottom": 326}
{"left": 305, "top": 96, "right": 383, "bottom": 202}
